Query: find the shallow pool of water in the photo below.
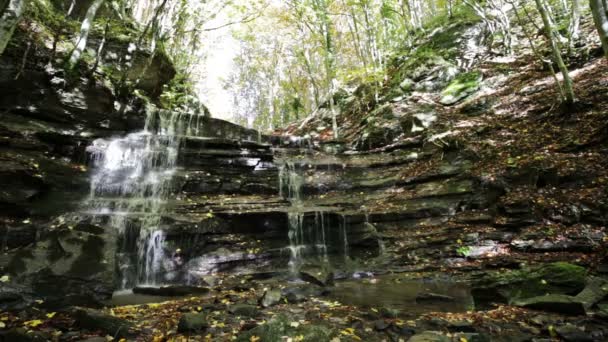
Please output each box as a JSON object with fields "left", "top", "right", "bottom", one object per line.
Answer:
{"left": 328, "top": 276, "right": 474, "bottom": 315}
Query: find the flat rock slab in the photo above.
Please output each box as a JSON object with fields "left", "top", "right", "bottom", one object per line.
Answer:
{"left": 132, "top": 285, "right": 210, "bottom": 297}
{"left": 514, "top": 294, "right": 586, "bottom": 315}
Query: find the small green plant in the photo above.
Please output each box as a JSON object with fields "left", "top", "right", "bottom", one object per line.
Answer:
{"left": 456, "top": 246, "right": 472, "bottom": 257}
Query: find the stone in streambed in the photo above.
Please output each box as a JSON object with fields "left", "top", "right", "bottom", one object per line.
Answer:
{"left": 299, "top": 270, "right": 334, "bottom": 287}
{"left": 472, "top": 262, "right": 586, "bottom": 304}
{"left": 514, "top": 294, "right": 586, "bottom": 315}
{"left": 177, "top": 313, "right": 208, "bottom": 333}
{"left": 574, "top": 277, "right": 608, "bottom": 310}
{"left": 236, "top": 314, "right": 332, "bottom": 341}
{"left": 374, "top": 319, "right": 390, "bottom": 331}
{"left": 228, "top": 304, "right": 260, "bottom": 317}
{"left": 259, "top": 288, "right": 282, "bottom": 308}
{"left": 72, "top": 307, "right": 135, "bottom": 338}
{"left": 555, "top": 324, "right": 594, "bottom": 342}
{"left": 379, "top": 306, "right": 400, "bottom": 318}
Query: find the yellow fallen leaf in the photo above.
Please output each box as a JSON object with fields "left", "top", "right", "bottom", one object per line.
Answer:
{"left": 24, "top": 319, "right": 43, "bottom": 328}
{"left": 0, "top": 322, "right": 5, "bottom": 328}
{"left": 0, "top": 275, "right": 9, "bottom": 283}
{"left": 250, "top": 336, "right": 260, "bottom": 342}
{"left": 46, "top": 312, "right": 56, "bottom": 319}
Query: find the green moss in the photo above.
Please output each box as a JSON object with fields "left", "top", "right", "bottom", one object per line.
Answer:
{"left": 442, "top": 71, "right": 482, "bottom": 97}
{"left": 477, "top": 262, "right": 586, "bottom": 303}
{"left": 440, "top": 71, "right": 482, "bottom": 105}
{"left": 236, "top": 315, "right": 333, "bottom": 342}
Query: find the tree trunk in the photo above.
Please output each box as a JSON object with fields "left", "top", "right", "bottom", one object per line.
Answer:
{"left": 0, "top": 0, "right": 25, "bottom": 56}
{"left": 590, "top": 0, "right": 608, "bottom": 58}
{"left": 570, "top": 0, "right": 581, "bottom": 42}
{"left": 535, "top": 0, "right": 575, "bottom": 104}
{"left": 68, "top": 0, "right": 105, "bottom": 67}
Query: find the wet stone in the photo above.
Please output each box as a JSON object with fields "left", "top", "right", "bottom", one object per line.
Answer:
{"left": 555, "top": 324, "right": 594, "bottom": 342}
{"left": 514, "top": 294, "right": 586, "bottom": 315}
{"left": 379, "top": 307, "right": 400, "bottom": 318}
{"left": 260, "top": 288, "right": 282, "bottom": 308}
{"left": 72, "top": 307, "right": 135, "bottom": 339}
{"left": 177, "top": 313, "right": 208, "bottom": 333}
{"left": 228, "top": 304, "right": 260, "bottom": 318}
{"left": 374, "top": 319, "right": 390, "bottom": 331}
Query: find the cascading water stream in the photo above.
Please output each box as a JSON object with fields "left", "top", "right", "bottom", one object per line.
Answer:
{"left": 85, "top": 110, "right": 205, "bottom": 289}
{"left": 279, "top": 159, "right": 341, "bottom": 275}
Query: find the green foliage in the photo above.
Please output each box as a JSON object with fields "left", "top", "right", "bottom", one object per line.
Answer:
{"left": 441, "top": 71, "right": 482, "bottom": 97}
{"left": 456, "top": 246, "right": 472, "bottom": 257}
{"left": 159, "top": 72, "right": 200, "bottom": 111}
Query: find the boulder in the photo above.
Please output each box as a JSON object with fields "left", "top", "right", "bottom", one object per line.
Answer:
{"left": 299, "top": 270, "right": 334, "bottom": 287}
{"left": 260, "top": 288, "right": 282, "bottom": 308}
{"left": 228, "top": 304, "right": 260, "bottom": 318}
{"left": 379, "top": 307, "right": 400, "bottom": 319}
{"left": 439, "top": 71, "right": 482, "bottom": 105}
{"left": 177, "top": 313, "right": 208, "bottom": 333}
{"left": 514, "top": 294, "right": 586, "bottom": 315}
{"left": 574, "top": 277, "right": 608, "bottom": 310}
{"left": 472, "top": 262, "right": 586, "bottom": 304}
{"left": 236, "top": 315, "right": 332, "bottom": 342}
{"left": 72, "top": 307, "right": 135, "bottom": 338}
{"left": 555, "top": 324, "right": 594, "bottom": 342}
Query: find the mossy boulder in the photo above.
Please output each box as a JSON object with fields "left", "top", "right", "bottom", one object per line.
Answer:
{"left": 440, "top": 71, "right": 482, "bottom": 105}
{"left": 472, "top": 262, "right": 586, "bottom": 304}
{"left": 236, "top": 315, "right": 333, "bottom": 342}
{"left": 177, "top": 313, "right": 208, "bottom": 333}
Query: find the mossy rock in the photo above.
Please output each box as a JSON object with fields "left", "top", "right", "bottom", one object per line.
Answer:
{"left": 440, "top": 71, "right": 482, "bottom": 105}
{"left": 236, "top": 315, "right": 333, "bottom": 342}
{"left": 472, "top": 262, "right": 586, "bottom": 304}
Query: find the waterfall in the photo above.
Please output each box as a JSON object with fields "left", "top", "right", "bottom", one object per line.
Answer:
{"left": 278, "top": 159, "right": 337, "bottom": 275}
{"left": 85, "top": 109, "right": 204, "bottom": 289}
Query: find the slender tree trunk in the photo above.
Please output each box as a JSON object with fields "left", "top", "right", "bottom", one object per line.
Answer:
{"left": 570, "top": 0, "right": 581, "bottom": 42}
{"left": 68, "top": 0, "right": 106, "bottom": 67}
{"left": 301, "top": 50, "right": 320, "bottom": 107}
{"left": 89, "top": 21, "right": 109, "bottom": 78}
{"left": 510, "top": 0, "right": 565, "bottom": 100}
{"left": 590, "top": 0, "right": 608, "bottom": 58}
{"left": 0, "top": 0, "right": 26, "bottom": 56}
{"left": 535, "top": 0, "right": 575, "bottom": 104}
